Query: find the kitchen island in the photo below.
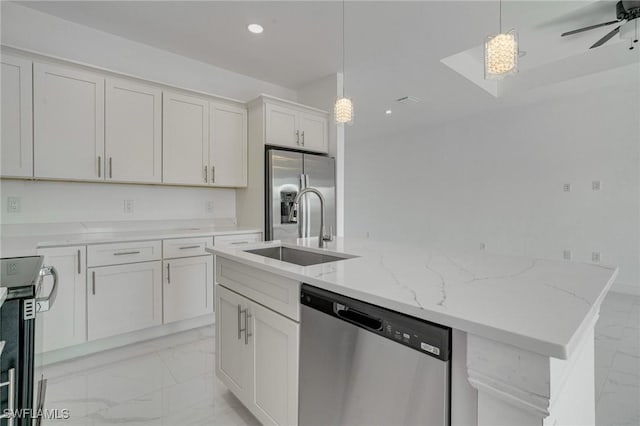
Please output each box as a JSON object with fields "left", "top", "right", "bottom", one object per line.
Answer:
{"left": 209, "top": 237, "right": 618, "bottom": 426}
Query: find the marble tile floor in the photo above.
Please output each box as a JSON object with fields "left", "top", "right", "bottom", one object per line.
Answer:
{"left": 43, "top": 292, "right": 639, "bottom": 426}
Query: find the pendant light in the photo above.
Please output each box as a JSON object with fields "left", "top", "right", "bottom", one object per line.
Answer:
{"left": 484, "top": 0, "right": 518, "bottom": 79}
{"left": 334, "top": 0, "right": 353, "bottom": 124}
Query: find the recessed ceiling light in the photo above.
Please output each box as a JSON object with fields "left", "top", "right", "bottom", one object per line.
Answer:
{"left": 248, "top": 24, "right": 264, "bottom": 34}
{"left": 385, "top": 110, "right": 393, "bottom": 115}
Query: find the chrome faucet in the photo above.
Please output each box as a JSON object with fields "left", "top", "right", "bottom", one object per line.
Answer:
{"left": 292, "top": 187, "right": 332, "bottom": 248}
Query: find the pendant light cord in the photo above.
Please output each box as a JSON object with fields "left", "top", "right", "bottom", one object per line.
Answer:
{"left": 499, "top": 0, "right": 502, "bottom": 33}
{"left": 342, "top": 0, "right": 345, "bottom": 95}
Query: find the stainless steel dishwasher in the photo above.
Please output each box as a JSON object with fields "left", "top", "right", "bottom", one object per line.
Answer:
{"left": 299, "top": 284, "right": 451, "bottom": 426}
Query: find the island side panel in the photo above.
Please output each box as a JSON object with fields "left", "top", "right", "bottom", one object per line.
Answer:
{"left": 451, "top": 329, "right": 478, "bottom": 426}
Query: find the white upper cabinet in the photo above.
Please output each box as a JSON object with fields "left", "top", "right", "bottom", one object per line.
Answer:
{"left": 163, "top": 91, "right": 209, "bottom": 185}
{"left": 265, "top": 103, "right": 299, "bottom": 148}
{"left": 298, "top": 112, "right": 328, "bottom": 153}
{"left": 33, "top": 62, "right": 105, "bottom": 180}
{"left": 264, "top": 100, "right": 328, "bottom": 153}
{"left": 1, "top": 54, "right": 33, "bottom": 178}
{"left": 105, "top": 78, "right": 162, "bottom": 183}
{"left": 210, "top": 102, "right": 247, "bottom": 187}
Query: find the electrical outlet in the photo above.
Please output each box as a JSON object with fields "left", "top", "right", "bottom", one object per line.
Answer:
{"left": 592, "top": 181, "right": 601, "bottom": 191}
{"left": 6, "top": 262, "right": 18, "bottom": 275}
{"left": 124, "top": 200, "right": 134, "bottom": 213}
{"left": 563, "top": 249, "right": 572, "bottom": 260}
{"left": 592, "top": 252, "right": 601, "bottom": 263}
{"left": 479, "top": 242, "right": 487, "bottom": 251}
{"left": 206, "top": 201, "right": 214, "bottom": 214}
{"left": 7, "top": 196, "right": 20, "bottom": 213}
{"left": 563, "top": 183, "right": 571, "bottom": 192}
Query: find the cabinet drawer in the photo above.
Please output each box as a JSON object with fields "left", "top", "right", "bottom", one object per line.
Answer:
{"left": 163, "top": 236, "right": 213, "bottom": 259}
{"left": 214, "top": 233, "right": 262, "bottom": 247}
{"left": 87, "top": 240, "right": 161, "bottom": 267}
{"left": 216, "top": 257, "right": 300, "bottom": 321}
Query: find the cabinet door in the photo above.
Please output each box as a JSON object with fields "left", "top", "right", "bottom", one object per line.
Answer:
{"left": 162, "top": 91, "right": 209, "bottom": 185}
{"left": 36, "top": 246, "right": 87, "bottom": 352}
{"left": 1, "top": 54, "right": 33, "bottom": 178}
{"left": 33, "top": 63, "right": 105, "bottom": 180}
{"left": 87, "top": 261, "right": 162, "bottom": 341}
{"left": 163, "top": 255, "right": 214, "bottom": 324}
{"left": 298, "top": 112, "right": 328, "bottom": 153}
{"left": 265, "top": 103, "right": 299, "bottom": 149}
{"left": 210, "top": 103, "right": 247, "bottom": 187}
{"left": 105, "top": 78, "right": 162, "bottom": 183}
{"left": 216, "top": 285, "right": 251, "bottom": 403}
{"left": 248, "top": 300, "right": 299, "bottom": 426}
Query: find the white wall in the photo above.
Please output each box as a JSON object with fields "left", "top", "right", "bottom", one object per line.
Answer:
{"left": 345, "top": 83, "right": 640, "bottom": 293}
{"left": 0, "top": 180, "right": 235, "bottom": 224}
{"left": 0, "top": 2, "right": 296, "bottom": 226}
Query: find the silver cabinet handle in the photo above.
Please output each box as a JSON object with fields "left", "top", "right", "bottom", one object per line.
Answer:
{"left": 245, "top": 309, "right": 252, "bottom": 345}
{"left": 77, "top": 249, "right": 81, "bottom": 274}
{"left": 237, "top": 304, "right": 242, "bottom": 340}
{"left": 301, "top": 130, "right": 305, "bottom": 146}
{"left": 92, "top": 271, "right": 96, "bottom": 295}
{"left": 36, "top": 266, "right": 58, "bottom": 313}
{"left": 211, "top": 166, "right": 215, "bottom": 183}
{"left": 295, "top": 130, "right": 300, "bottom": 145}
{"left": 113, "top": 251, "right": 141, "bottom": 256}
{"left": 204, "top": 165, "right": 208, "bottom": 183}
{"left": 0, "top": 368, "right": 16, "bottom": 425}
{"left": 179, "top": 245, "right": 200, "bottom": 250}
{"left": 230, "top": 241, "right": 249, "bottom": 245}
{"left": 109, "top": 157, "right": 113, "bottom": 178}
{"left": 97, "top": 156, "right": 102, "bottom": 178}
{"left": 167, "top": 263, "right": 171, "bottom": 284}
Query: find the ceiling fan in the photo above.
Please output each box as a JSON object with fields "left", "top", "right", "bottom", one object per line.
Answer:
{"left": 561, "top": 0, "right": 640, "bottom": 50}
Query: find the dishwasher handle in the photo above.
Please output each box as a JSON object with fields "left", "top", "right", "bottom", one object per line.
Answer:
{"left": 335, "top": 303, "right": 383, "bottom": 331}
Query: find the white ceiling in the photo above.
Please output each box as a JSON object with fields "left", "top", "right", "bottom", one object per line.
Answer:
{"left": 19, "top": 1, "right": 640, "bottom": 136}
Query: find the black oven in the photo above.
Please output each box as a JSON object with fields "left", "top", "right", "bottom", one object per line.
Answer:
{"left": 1, "top": 256, "right": 57, "bottom": 426}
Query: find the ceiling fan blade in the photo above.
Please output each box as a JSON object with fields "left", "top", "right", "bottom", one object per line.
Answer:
{"left": 561, "top": 20, "right": 620, "bottom": 37}
{"left": 590, "top": 25, "right": 621, "bottom": 48}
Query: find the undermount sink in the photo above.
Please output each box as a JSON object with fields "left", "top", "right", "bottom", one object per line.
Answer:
{"left": 245, "top": 246, "right": 352, "bottom": 266}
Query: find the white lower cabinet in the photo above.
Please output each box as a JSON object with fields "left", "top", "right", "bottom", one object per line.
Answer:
{"left": 163, "top": 255, "right": 214, "bottom": 324}
{"left": 87, "top": 261, "right": 162, "bottom": 341}
{"left": 216, "top": 284, "right": 299, "bottom": 426}
{"left": 36, "top": 246, "right": 87, "bottom": 352}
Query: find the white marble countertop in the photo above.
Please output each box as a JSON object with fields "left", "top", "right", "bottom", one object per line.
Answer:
{"left": 211, "top": 237, "right": 618, "bottom": 360}
{"left": 1, "top": 219, "right": 261, "bottom": 258}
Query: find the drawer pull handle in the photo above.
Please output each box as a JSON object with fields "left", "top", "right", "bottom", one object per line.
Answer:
{"left": 230, "top": 241, "right": 249, "bottom": 245}
{"left": 113, "top": 251, "right": 141, "bottom": 256}
{"left": 179, "top": 245, "right": 200, "bottom": 250}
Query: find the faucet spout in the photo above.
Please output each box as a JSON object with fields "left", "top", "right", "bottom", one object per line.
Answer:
{"left": 294, "top": 187, "right": 328, "bottom": 248}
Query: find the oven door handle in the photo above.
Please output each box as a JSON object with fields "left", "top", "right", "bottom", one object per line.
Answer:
{"left": 36, "top": 266, "right": 58, "bottom": 313}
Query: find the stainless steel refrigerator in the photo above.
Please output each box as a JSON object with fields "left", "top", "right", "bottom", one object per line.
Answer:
{"left": 266, "top": 148, "right": 336, "bottom": 241}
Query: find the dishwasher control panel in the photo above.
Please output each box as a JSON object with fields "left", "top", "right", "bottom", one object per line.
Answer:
{"left": 301, "top": 284, "right": 451, "bottom": 361}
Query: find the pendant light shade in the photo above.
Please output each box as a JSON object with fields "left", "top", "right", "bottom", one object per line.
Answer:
{"left": 485, "top": 29, "right": 518, "bottom": 79}
{"left": 334, "top": 97, "right": 354, "bottom": 124}
{"left": 484, "top": 0, "right": 519, "bottom": 80}
{"left": 335, "top": 0, "right": 354, "bottom": 125}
